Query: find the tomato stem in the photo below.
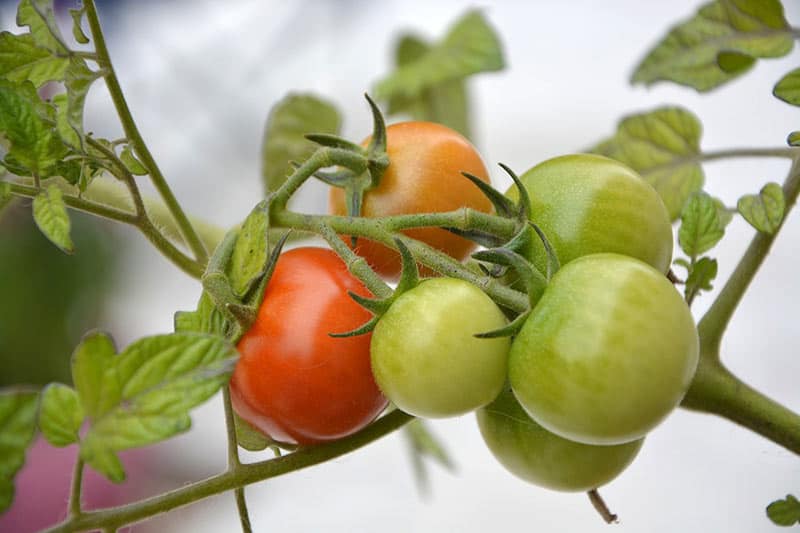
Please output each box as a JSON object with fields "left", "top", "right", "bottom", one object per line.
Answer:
{"left": 587, "top": 489, "right": 617, "bottom": 524}
{"left": 42, "top": 410, "right": 414, "bottom": 533}
{"left": 68, "top": 458, "right": 84, "bottom": 519}
{"left": 222, "top": 388, "right": 253, "bottom": 532}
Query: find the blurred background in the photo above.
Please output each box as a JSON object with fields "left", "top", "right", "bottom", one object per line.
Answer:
{"left": 0, "top": 0, "right": 799, "bottom": 531}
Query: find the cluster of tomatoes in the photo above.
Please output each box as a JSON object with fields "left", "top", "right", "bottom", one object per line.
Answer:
{"left": 229, "top": 121, "right": 699, "bottom": 493}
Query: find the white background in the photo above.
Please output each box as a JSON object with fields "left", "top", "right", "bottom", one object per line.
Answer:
{"left": 5, "top": 0, "right": 800, "bottom": 531}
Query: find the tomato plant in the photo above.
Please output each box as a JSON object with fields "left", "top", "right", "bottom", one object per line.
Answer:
{"left": 509, "top": 253, "right": 699, "bottom": 445}
{"left": 477, "top": 388, "right": 643, "bottom": 492}
{"left": 328, "top": 121, "right": 493, "bottom": 278}
{"left": 506, "top": 154, "right": 674, "bottom": 274}
{"left": 370, "top": 277, "right": 510, "bottom": 418}
{"left": 229, "top": 247, "right": 388, "bottom": 445}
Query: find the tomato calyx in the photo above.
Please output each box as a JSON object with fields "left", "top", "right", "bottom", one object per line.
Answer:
{"left": 330, "top": 237, "right": 421, "bottom": 338}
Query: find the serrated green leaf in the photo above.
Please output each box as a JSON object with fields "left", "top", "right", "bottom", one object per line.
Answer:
{"left": 788, "top": 131, "right": 800, "bottom": 147}
{"left": 38, "top": 383, "right": 84, "bottom": 447}
{"left": 230, "top": 201, "right": 269, "bottom": 297}
{"left": 120, "top": 145, "right": 147, "bottom": 175}
{"left": 632, "top": 0, "right": 794, "bottom": 92}
{"left": 234, "top": 410, "right": 271, "bottom": 452}
{"left": 79, "top": 333, "right": 237, "bottom": 482}
{"left": 737, "top": 182, "right": 784, "bottom": 234}
{"left": 32, "top": 185, "right": 73, "bottom": 253}
{"left": 774, "top": 68, "right": 800, "bottom": 106}
{"left": 174, "top": 291, "right": 228, "bottom": 336}
{"left": 767, "top": 494, "right": 800, "bottom": 526}
{"left": 71, "top": 331, "right": 116, "bottom": 420}
{"left": 0, "top": 32, "right": 69, "bottom": 86}
{"left": 374, "top": 10, "right": 503, "bottom": 102}
{"left": 684, "top": 256, "right": 718, "bottom": 303}
{"left": 261, "top": 93, "right": 341, "bottom": 194}
{"left": 16, "top": 0, "right": 68, "bottom": 54}
{"left": 679, "top": 192, "right": 725, "bottom": 258}
{"left": 0, "top": 389, "right": 38, "bottom": 513}
{"left": 63, "top": 58, "right": 98, "bottom": 151}
{"left": 591, "top": 106, "right": 704, "bottom": 219}
{"left": 0, "top": 79, "right": 69, "bottom": 175}
{"left": 69, "top": 8, "right": 90, "bottom": 45}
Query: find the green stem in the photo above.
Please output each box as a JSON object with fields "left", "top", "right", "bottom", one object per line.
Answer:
{"left": 641, "top": 147, "right": 797, "bottom": 180}
{"left": 68, "top": 458, "right": 84, "bottom": 518}
{"left": 43, "top": 410, "right": 413, "bottom": 533}
{"left": 317, "top": 224, "right": 392, "bottom": 298}
{"left": 83, "top": 0, "right": 209, "bottom": 267}
{"left": 681, "top": 156, "right": 800, "bottom": 454}
{"left": 222, "top": 388, "right": 252, "bottom": 533}
{"left": 274, "top": 210, "right": 528, "bottom": 312}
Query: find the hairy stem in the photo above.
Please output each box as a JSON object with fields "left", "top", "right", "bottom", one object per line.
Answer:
{"left": 83, "top": 0, "right": 209, "bottom": 266}
{"left": 43, "top": 410, "right": 413, "bottom": 533}
{"left": 68, "top": 458, "right": 84, "bottom": 519}
{"left": 222, "top": 388, "right": 252, "bottom": 533}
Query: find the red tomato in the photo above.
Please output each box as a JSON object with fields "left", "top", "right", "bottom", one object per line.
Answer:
{"left": 229, "top": 247, "right": 387, "bottom": 445}
{"left": 328, "top": 121, "right": 493, "bottom": 278}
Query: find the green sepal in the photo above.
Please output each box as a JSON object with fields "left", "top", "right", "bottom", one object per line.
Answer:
{"left": 365, "top": 93, "right": 387, "bottom": 156}
{"left": 472, "top": 247, "right": 546, "bottom": 306}
{"left": 474, "top": 308, "right": 531, "bottom": 339}
{"left": 460, "top": 171, "right": 516, "bottom": 218}
{"left": 305, "top": 133, "right": 364, "bottom": 153}
{"left": 529, "top": 222, "right": 560, "bottom": 280}
{"left": 499, "top": 163, "right": 531, "bottom": 222}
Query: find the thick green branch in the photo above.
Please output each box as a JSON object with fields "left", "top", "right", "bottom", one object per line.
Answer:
{"left": 83, "top": 0, "right": 209, "bottom": 266}
{"left": 44, "top": 410, "right": 413, "bottom": 533}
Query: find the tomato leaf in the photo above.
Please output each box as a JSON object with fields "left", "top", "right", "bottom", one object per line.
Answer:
{"left": 233, "top": 410, "right": 271, "bottom": 452}
{"left": 16, "top": 0, "right": 69, "bottom": 54}
{"left": 261, "top": 93, "right": 341, "bottom": 194}
{"left": 767, "top": 494, "right": 800, "bottom": 526}
{"left": 120, "top": 145, "right": 148, "bottom": 176}
{"left": 737, "top": 182, "right": 784, "bottom": 234}
{"left": 62, "top": 57, "right": 100, "bottom": 151}
{"left": 0, "top": 389, "right": 38, "bottom": 514}
{"left": 79, "top": 332, "right": 237, "bottom": 482}
{"left": 38, "top": 383, "right": 84, "bottom": 447}
{"left": 384, "top": 34, "right": 471, "bottom": 138}
{"left": 631, "top": 0, "right": 794, "bottom": 92}
{"left": 175, "top": 291, "right": 228, "bottom": 337}
{"left": 590, "top": 106, "right": 703, "bottom": 220}
{"left": 71, "top": 331, "right": 117, "bottom": 420}
{"left": 0, "top": 79, "right": 69, "bottom": 176}
{"left": 230, "top": 201, "right": 270, "bottom": 297}
{"left": 678, "top": 192, "right": 726, "bottom": 259}
{"left": 0, "top": 32, "right": 69, "bottom": 86}
{"left": 684, "top": 256, "right": 718, "bottom": 304}
{"left": 374, "top": 10, "right": 503, "bottom": 108}
{"left": 69, "top": 7, "right": 90, "bottom": 45}
{"left": 32, "top": 185, "right": 74, "bottom": 254}
{"left": 788, "top": 131, "right": 800, "bottom": 147}
{"left": 773, "top": 68, "right": 800, "bottom": 107}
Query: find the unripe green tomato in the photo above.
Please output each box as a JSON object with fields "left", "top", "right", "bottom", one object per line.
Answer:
{"left": 477, "top": 388, "right": 643, "bottom": 492}
{"left": 509, "top": 253, "right": 699, "bottom": 445}
{"left": 506, "top": 154, "right": 673, "bottom": 274}
{"left": 370, "top": 278, "right": 510, "bottom": 418}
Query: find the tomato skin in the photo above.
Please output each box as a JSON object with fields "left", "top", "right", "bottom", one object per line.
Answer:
{"left": 506, "top": 154, "right": 673, "bottom": 274}
{"left": 509, "top": 253, "right": 699, "bottom": 446}
{"left": 477, "top": 388, "right": 643, "bottom": 492}
{"left": 328, "top": 121, "right": 493, "bottom": 278}
{"left": 370, "top": 277, "right": 510, "bottom": 418}
{"left": 230, "top": 247, "right": 387, "bottom": 445}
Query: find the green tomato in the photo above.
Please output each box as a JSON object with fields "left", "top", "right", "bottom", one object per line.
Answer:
{"left": 477, "top": 388, "right": 643, "bottom": 492}
{"left": 506, "top": 154, "right": 673, "bottom": 274}
{"left": 509, "top": 253, "right": 699, "bottom": 445}
{"left": 370, "top": 277, "right": 510, "bottom": 418}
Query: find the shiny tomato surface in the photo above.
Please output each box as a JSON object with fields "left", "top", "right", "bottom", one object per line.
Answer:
{"left": 329, "top": 121, "right": 493, "bottom": 278}
{"left": 230, "top": 247, "right": 387, "bottom": 445}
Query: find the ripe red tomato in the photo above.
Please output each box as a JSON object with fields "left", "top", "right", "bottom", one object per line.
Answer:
{"left": 229, "top": 247, "right": 388, "bottom": 445}
{"left": 328, "top": 121, "right": 493, "bottom": 278}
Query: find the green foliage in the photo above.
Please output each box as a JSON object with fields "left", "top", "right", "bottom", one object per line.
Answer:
{"left": 71, "top": 331, "right": 116, "bottom": 420}
{"left": 773, "top": 68, "right": 800, "bottom": 106}
{"left": 788, "top": 131, "right": 800, "bottom": 147}
{"left": 120, "top": 145, "right": 147, "bottom": 176}
{"left": 631, "top": 0, "right": 794, "bottom": 92}
{"left": 737, "top": 182, "right": 784, "bottom": 234}
{"left": 0, "top": 389, "right": 38, "bottom": 514}
{"left": 404, "top": 418, "right": 454, "bottom": 495}
{"left": 767, "top": 495, "right": 800, "bottom": 526}
{"left": 32, "top": 184, "right": 73, "bottom": 253}
{"left": 0, "top": 32, "right": 69, "bottom": 86}
{"left": 76, "top": 332, "right": 238, "bottom": 482}
{"left": 261, "top": 93, "right": 341, "bottom": 194}
{"left": 174, "top": 291, "right": 228, "bottom": 337}
{"left": 679, "top": 192, "right": 728, "bottom": 258}
{"left": 591, "top": 106, "right": 704, "bottom": 219}
{"left": 230, "top": 201, "right": 270, "bottom": 297}
{"left": 374, "top": 9, "right": 503, "bottom": 138}
{"left": 682, "top": 256, "right": 718, "bottom": 305}
{"left": 38, "top": 383, "right": 83, "bottom": 446}
{"left": 233, "top": 410, "right": 272, "bottom": 452}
